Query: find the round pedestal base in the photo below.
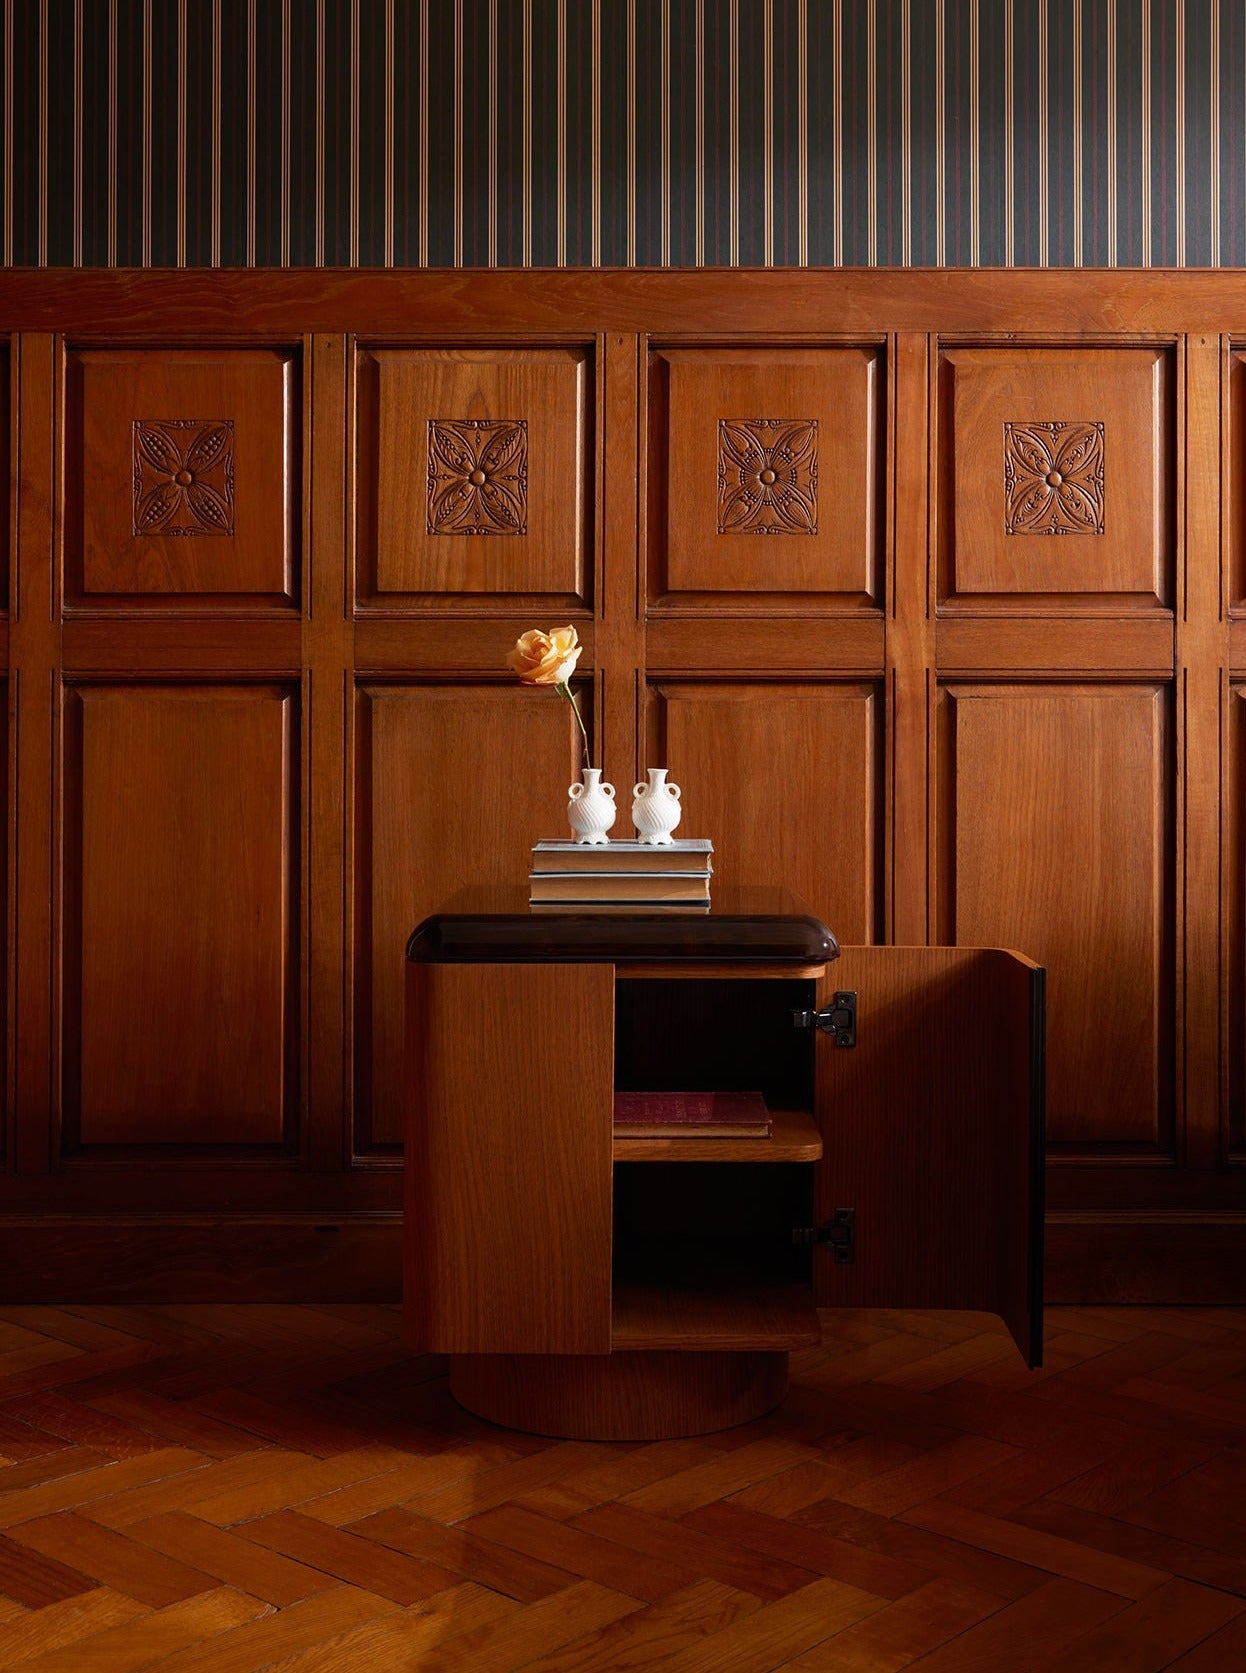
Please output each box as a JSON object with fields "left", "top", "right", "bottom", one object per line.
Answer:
{"left": 450, "top": 1350, "right": 789, "bottom": 1440}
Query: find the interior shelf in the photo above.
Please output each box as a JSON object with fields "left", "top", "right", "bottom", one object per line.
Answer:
{"left": 612, "top": 1277, "right": 820, "bottom": 1351}
{"left": 612, "top": 1107, "right": 822, "bottom": 1163}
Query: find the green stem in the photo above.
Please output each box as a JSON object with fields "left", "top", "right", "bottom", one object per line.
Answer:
{"left": 559, "top": 681, "right": 592, "bottom": 771}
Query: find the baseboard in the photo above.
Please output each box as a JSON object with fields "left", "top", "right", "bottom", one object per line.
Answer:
{"left": 1045, "top": 1213, "right": 1246, "bottom": 1303}
{"left": 2, "top": 1211, "right": 1243, "bottom": 1306}
{"left": 0, "top": 1214, "right": 405, "bottom": 1303}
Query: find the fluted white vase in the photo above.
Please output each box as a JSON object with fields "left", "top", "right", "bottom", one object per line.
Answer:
{"left": 631, "top": 767, "right": 682, "bottom": 844}
{"left": 567, "top": 767, "right": 616, "bottom": 844}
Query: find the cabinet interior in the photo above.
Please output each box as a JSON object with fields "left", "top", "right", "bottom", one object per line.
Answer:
{"left": 611, "top": 975, "right": 819, "bottom": 1348}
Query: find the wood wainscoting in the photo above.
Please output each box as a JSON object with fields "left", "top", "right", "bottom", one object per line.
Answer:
{"left": 0, "top": 268, "right": 1244, "bottom": 1302}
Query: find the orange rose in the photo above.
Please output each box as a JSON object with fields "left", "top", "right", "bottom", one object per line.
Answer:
{"left": 507, "top": 625, "right": 582, "bottom": 686}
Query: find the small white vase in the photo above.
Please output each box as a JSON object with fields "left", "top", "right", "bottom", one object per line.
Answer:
{"left": 567, "top": 767, "right": 616, "bottom": 844}
{"left": 632, "top": 767, "right": 682, "bottom": 844}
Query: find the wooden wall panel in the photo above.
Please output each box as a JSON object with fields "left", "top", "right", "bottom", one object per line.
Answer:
{"left": 0, "top": 272, "right": 1240, "bottom": 1301}
{"left": 938, "top": 346, "right": 1173, "bottom": 608}
{"left": 354, "top": 682, "right": 587, "bottom": 1151}
{"left": 940, "top": 683, "right": 1173, "bottom": 1153}
{"left": 1230, "top": 687, "right": 1246, "bottom": 1162}
{"left": 355, "top": 345, "right": 592, "bottom": 610}
{"left": 63, "top": 683, "right": 298, "bottom": 1150}
{"left": 647, "top": 682, "right": 880, "bottom": 944}
{"left": 649, "top": 347, "right": 883, "bottom": 608}
{"left": 65, "top": 347, "right": 299, "bottom": 609}
{"left": 1231, "top": 348, "right": 1246, "bottom": 615}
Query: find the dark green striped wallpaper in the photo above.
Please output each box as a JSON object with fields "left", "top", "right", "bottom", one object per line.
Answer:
{"left": 2, "top": 0, "right": 1242, "bottom": 269}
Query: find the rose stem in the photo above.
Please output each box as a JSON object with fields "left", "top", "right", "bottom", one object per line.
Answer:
{"left": 558, "top": 681, "right": 592, "bottom": 771}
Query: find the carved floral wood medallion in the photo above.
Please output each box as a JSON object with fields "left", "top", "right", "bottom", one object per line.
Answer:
{"left": 717, "top": 418, "right": 819, "bottom": 535}
{"left": 427, "top": 418, "right": 528, "bottom": 535}
{"left": 1003, "top": 420, "right": 1105, "bottom": 536}
{"left": 132, "top": 419, "right": 236, "bottom": 537}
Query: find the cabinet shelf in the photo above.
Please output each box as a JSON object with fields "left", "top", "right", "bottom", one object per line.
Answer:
{"left": 612, "top": 1107, "right": 822, "bottom": 1163}
{"left": 612, "top": 1278, "right": 820, "bottom": 1351}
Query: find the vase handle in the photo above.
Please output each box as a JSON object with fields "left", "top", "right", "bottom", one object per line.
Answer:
{"left": 667, "top": 784, "right": 681, "bottom": 798}
{"left": 568, "top": 782, "right": 583, "bottom": 800}
{"left": 602, "top": 782, "right": 616, "bottom": 798}
{"left": 633, "top": 783, "right": 646, "bottom": 798}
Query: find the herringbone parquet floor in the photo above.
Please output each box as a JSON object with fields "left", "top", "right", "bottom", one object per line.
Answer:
{"left": 0, "top": 1304, "right": 1243, "bottom": 1670}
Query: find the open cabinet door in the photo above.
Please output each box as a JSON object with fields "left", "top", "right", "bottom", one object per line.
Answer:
{"left": 814, "top": 946, "right": 1045, "bottom": 1365}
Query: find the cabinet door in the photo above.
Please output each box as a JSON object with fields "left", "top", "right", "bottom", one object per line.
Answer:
{"left": 814, "top": 946, "right": 1044, "bottom": 1365}
{"left": 404, "top": 960, "right": 614, "bottom": 1354}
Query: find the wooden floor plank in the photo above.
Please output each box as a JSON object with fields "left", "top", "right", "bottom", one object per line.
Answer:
{"left": 1015, "top": 1496, "right": 1246, "bottom": 1598}
{"left": 239, "top": 1508, "right": 462, "bottom": 1603}
{"left": 15, "top": 1585, "right": 271, "bottom": 1672}
{"left": 517, "top": 1579, "right": 762, "bottom": 1673}
{"left": 834, "top": 1435, "right": 1020, "bottom": 1516}
{"left": 136, "top": 1586, "right": 400, "bottom": 1673}
{"left": 619, "top": 1437, "right": 825, "bottom": 1518}
{"left": 182, "top": 1443, "right": 416, "bottom": 1528}
{"left": 462, "top": 1502, "right": 699, "bottom": 1601}
{"left": 682, "top": 1500, "right": 936, "bottom": 1601}
{"left": 0, "top": 1589, "right": 149, "bottom": 1667}
{"left": 349, "top": 1505, "right": 578, "bottom": 1602}
{"left": 8, "top": 1513, "right": 219, "bottom": 1608}
{"left": 897, "top": 1498, "right": 1171, "bottom": 1599}
{"left": 0, "top": 1451, "right": 113, "bottom": 1504}
{"left": 83, "top": 1389, "right": 269, "bottom": 1459}
{"left": 572, "top": 1502, "right": 821, "bottom": 1600}
{"left": 121, "top": 1511, "right": 343, "bottom": 1607}
{"left": 793, "top": 1498, "right": 1051, "bottom": 1601}
{"left": 0, "top": 1531, "right": 95, "bottom": 1609}
{"left": 1166, "top": 1609, "right": 1246, "bottom": 1669}
{"left": 404, "top": 1578, "right": 641, "bottom": 1673}
{"left": 405, "top": 1441, "right": 621, "bottom": 1525}
{"left": 776, "top": 1576, "right": 1005, "bottom": 1672}
{"left": 0, "top": 1448, "right": 207, "bottom": 1530}
{"left": 850, "top": 1576, "right": 1125, "bottom": 1671}
{"left": 257, "top": 1582, "right": 518, "bottom": 1673}
{"left": 639, "top": 1575, "right": 885, "bottom": 1673}
{"left": 732, "top": 1437, "right": 927, "bottom": 1516}
{"left": 1055, "top": 1574, "right": 1245, "bottom": 1671}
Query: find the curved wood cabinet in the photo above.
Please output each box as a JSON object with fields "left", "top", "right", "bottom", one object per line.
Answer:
{"left": 402, "top": 899, "right": 1044, "bottom": 1438}
{"left": 0, "top": 268, "right": 1240, "bottom": 1302}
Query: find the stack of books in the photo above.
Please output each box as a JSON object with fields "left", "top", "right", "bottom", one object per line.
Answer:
{"left": 528, "top": 837, "right": 713, "bottom": 910}
{"left": 612, "top": 1090, "right": 771, "bottom": 1139}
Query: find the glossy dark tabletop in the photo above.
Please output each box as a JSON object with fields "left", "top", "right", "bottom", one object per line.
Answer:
{"left": 406, "top": 885, "right": 839, "bottom": 966}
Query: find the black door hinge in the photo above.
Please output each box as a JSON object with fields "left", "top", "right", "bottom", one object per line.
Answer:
{"left": 792, "top": 1208, "right": 856, "bottom": 1263}
{"left": 791, "top": 990, "right": 857, "bottom": 1047}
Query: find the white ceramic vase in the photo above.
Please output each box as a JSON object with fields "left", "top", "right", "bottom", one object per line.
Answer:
{"left": 631, "top": 767, "right": 682, "bottom": 844}
{"left": 567, "top": 767, "right": 617, "bottom": 844}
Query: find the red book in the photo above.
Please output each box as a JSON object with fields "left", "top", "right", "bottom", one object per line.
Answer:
{"left": 612, "top": 1090, "right": 771, "bottom": 1138}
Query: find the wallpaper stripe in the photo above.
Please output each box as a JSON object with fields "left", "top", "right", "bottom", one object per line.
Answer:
{"left": 1, "top": 0, "right": 1243, "bottom": 268}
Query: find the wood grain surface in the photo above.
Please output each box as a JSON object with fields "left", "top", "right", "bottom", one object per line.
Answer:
{"left": 0, "top": 267, "right": 1242, "bottom": 1300}
{"left": 0, "top": 1300, "right": 1241, "bottom": 1667}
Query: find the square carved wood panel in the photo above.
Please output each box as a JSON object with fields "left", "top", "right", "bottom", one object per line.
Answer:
{"left": 939, "top": 345, "right": 1172, "bottom": 607}
{"left": 650, "top": 347, "right": 882, "bottom": 606}
{"left": 66, "top": 346, "right": 299, "bottom": 609}
{"left": 356, "top": 346, "right": 591, "bottom": 609}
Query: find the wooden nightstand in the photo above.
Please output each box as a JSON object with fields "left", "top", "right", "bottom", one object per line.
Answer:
{"left": 404, "top": 888, "right": 1044, "bottom": 1440}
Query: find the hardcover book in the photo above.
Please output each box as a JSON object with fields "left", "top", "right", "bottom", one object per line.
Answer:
{"left": 531, "top": 838, "right": 713, "bottom": 873}
{"left": 612, "top": 1090, "right": 771, "bottom": 1138}
{"left": 528, "top": 871, "right": 711, "bottom": 903}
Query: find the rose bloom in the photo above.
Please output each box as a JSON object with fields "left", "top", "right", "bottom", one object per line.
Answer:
{"left": 507, "top": 625, "right": 582, "bottom": 686}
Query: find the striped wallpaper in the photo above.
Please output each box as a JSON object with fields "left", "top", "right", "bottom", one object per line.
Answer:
{"left": 0, "top": 0, "right": 1242, "bottom": 269}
